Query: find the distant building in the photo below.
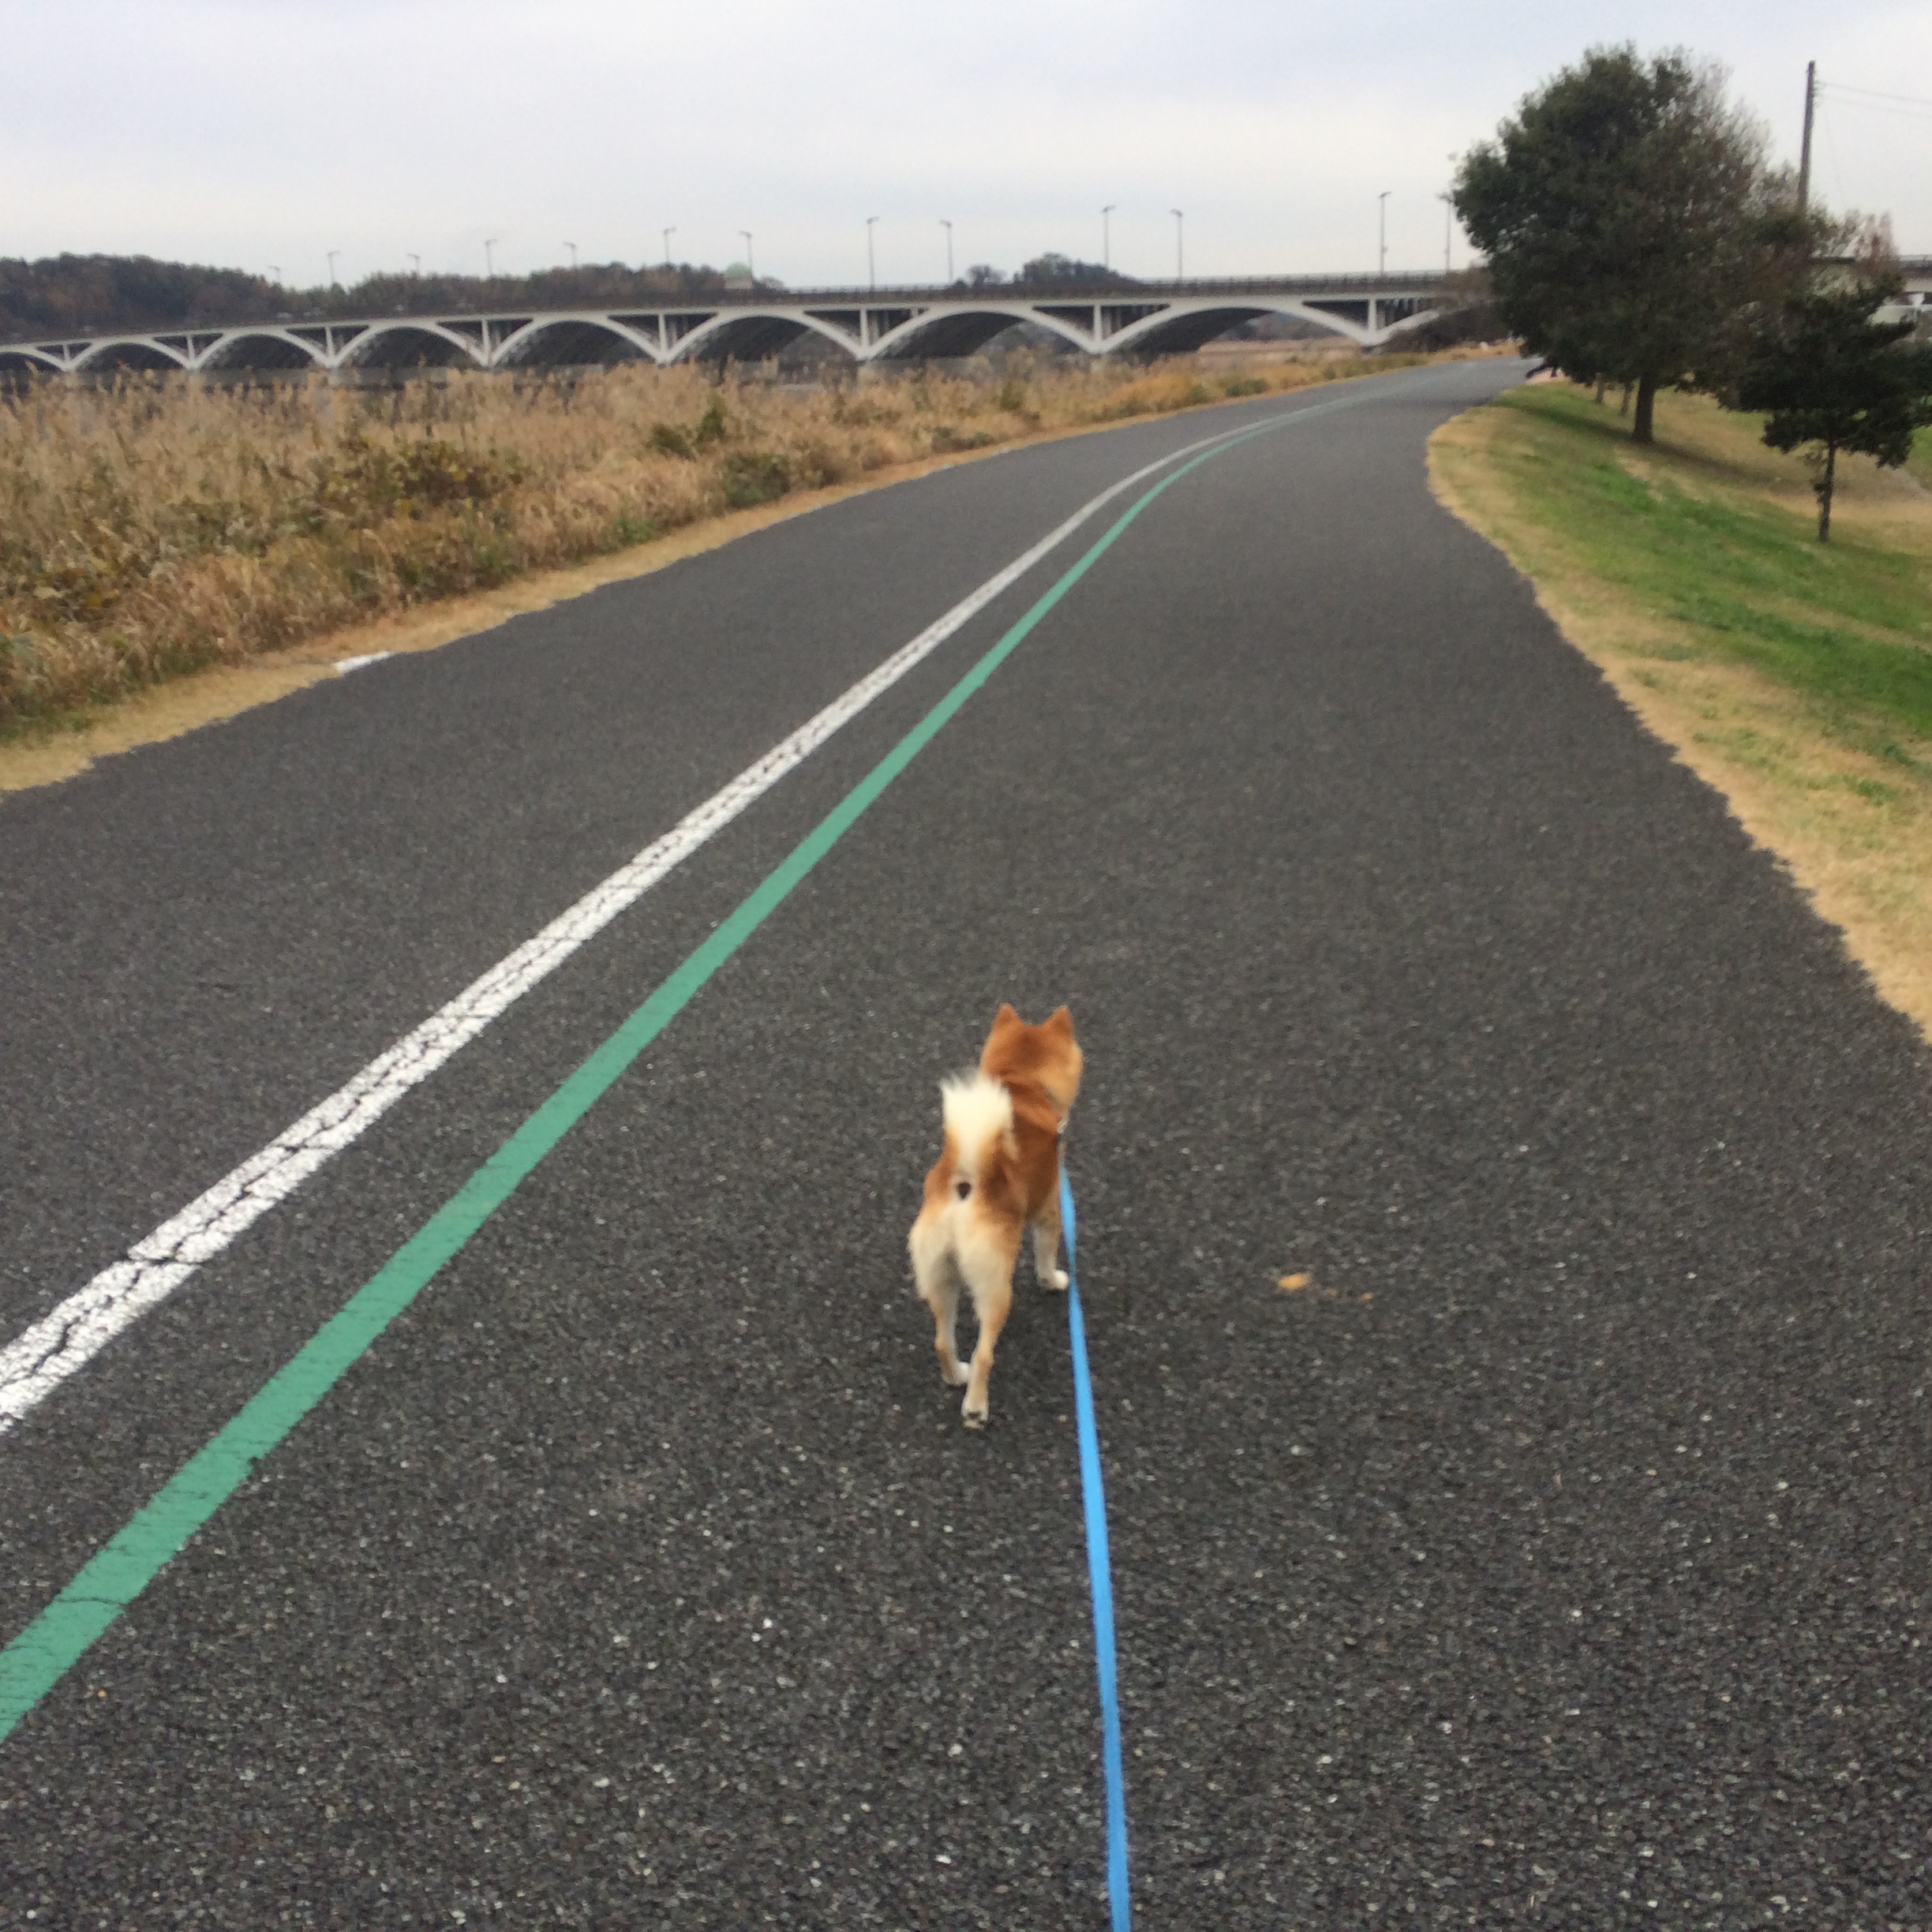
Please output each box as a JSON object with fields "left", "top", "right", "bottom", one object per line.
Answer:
{"left": 724, "top": 262, "right": 754, "bottom": 292}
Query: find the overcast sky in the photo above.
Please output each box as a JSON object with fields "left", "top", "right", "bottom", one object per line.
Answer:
{"left": 6, "top": 0, "right": 1928, "bottom": 290}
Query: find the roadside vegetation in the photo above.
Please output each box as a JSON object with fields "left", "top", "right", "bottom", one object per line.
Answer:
{"left": 0, "top": 345, "right": 1490, "bottom": 740}
{"left": 1432, "top": 380, "right": 1932, "bottom": 1038}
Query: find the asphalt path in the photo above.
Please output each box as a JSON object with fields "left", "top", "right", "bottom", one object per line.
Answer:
{"left": 2, "top": 358, "right": 1929, "bottom": 1929}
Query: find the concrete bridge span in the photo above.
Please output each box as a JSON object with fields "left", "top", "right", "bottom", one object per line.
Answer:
{"left": 9, "top": 260, "right": 1928, "bottom": 382}
{"left": 0, "top": 271, "right": 1458, "bottom": 379}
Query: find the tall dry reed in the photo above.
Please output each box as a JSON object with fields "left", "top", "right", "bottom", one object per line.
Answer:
{"left": 0, "top": 349, "right": 1461, "bottom": 732}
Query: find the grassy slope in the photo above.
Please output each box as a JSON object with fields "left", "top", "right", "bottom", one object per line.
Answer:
{"left": 1432, "top": 381, "right": 1932, "bottom": 1043}
{"left": 1910, "top": 427, "right": 1932, "bottom": 492}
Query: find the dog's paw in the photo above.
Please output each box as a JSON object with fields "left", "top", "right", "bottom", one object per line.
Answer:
{"left": 942, "top": 1358, "right": 972, "bottom": 1387}
{"left": 1046, "top": 1267, "right": 1070, "bottom": 1291}
{"left": 961, "top": 1397, "right": 988, "bottom": 1428}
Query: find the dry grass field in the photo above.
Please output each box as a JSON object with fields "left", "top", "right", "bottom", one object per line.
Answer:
{"left": 0, "top": 346, "right": 1504, "bottom": 756}
{"left": 1432, "top": 382, "right": 1932, "bottom": 1043}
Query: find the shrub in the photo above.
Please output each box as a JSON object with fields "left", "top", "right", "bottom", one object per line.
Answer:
{"left": 721, "top": 449, "right": 791, "bottom": 508}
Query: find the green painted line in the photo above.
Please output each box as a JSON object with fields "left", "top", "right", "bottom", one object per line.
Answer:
{"left": 0, "top": 394, "right": 1348, "bottom": 1743}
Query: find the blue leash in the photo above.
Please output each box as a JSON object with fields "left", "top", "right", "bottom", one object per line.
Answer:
{"left": 1059, "top": 1165, "right": 1133, "bottom": 1932}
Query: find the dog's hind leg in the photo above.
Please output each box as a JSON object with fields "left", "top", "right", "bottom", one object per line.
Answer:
{"left": 957, "top": 1234, "right": 1019, "bottom": 1428}
{"left": 910, "top": 1217, "right": 970, "bottom": 1388}
{"left": 1029, "top": 1187, "right": 1069, "bottom": 1291}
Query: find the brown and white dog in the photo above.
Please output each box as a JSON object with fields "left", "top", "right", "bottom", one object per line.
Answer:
{"left": 908, "top": 1004, "right": 1084, "bottom": 1428}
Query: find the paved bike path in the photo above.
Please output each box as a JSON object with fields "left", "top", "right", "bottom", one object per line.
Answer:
{"left": 5, "top": 359, "right": 1929, "bottom": 1928}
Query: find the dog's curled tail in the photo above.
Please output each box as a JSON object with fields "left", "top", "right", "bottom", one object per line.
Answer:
{"left": 940, "top": 1072, "right": 1013, "bottom": 1196}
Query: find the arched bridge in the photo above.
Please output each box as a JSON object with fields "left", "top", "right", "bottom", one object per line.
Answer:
{"left": 0, "top": 271, "right": 1458, "bottom": 378}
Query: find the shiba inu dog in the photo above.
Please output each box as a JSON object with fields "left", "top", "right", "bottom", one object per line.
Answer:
{"left": 908, "top": 1005, "right": 1084, "bottom": 1428}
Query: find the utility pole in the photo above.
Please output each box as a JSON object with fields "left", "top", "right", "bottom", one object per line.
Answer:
{"left": 1102, "top": 204, "right": 1115, "bottom": 270}
{"left": 1170, "top": 208, "right": 1183, "bottom": 280}
{"left": 1377, "top": 192, "right": 1390, "bottom": 275}
{"left": 867, "top": 215, "right": 879, "bottom": 290}
{"left": 1798, "top": 61, "right": 1817, "bottom": 215}
{"left": 940, "top": 219, "right": 953, "bottom": 282}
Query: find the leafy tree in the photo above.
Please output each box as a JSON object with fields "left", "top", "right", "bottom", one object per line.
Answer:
{"left": 0, "top": 253, "right": 275, "bottom": 337}
{"left": 1454, "top": 46, "right": 1795, "bottom": 443}
{"left": 1729, "top": 272, "right": 1932, "bottom": 540}
{"left": 0, "top": 253, "right": 743, "bottom": 338}
{"left": 958, "top": 256, "right": 1137, "bottom": 292}
{"left": 1014, "top": 253, "right": 1136, "bottom": 290}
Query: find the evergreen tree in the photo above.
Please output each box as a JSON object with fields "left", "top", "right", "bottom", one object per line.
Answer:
{"left": 1731, "top": 275, "right": 1932, "bottom": 541}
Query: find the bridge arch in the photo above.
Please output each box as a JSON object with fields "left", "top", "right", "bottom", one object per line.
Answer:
{"left": 75, "top": 337, "right": 189, "bottom": 373}
{"left": 666, "top": 310, "right": 848, "bottom": 365}
{"left": 496, "top": 316, "right": 659, "bottom": 369}
{"left": 1102, "top": 301, "right": 1396, "bottom": 358}
{"left": 1109, "top": 304, "right": 1285, "bottom": 358}
{"left": 0, "top": 347, "right": 63, "bottom": 379}
{"left": 197, "top": 331, "right": 326, "bottom": 373}
{"left": 339, "top": 323, "right": 485, "bottom": 372}
{"left": 869, "top": 303, "right": 1093, "bottom": 361}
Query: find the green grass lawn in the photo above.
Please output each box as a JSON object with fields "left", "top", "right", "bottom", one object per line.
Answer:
{"left": 1492, "top": 385, "right": 1932, "bottom": 753}
{"left": 1908, "top": 426, "right": 1932, "bottom": 492}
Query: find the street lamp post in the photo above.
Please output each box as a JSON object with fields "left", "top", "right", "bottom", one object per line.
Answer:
{"left": 484, "top": 238, "right": 498, "bottom": 279}
{"left": 564, "top": 242, "right": 577, "bottom": 271}
{"left": 406, "top": 253, "right": 419, "bottom": 276}
{"left": 1436, "top": 193, "right": 1452, "bottom": 272}
{"left": 268, "top": 265, "right": 282, "bottom": 286}
{"left": 1170, "top": 208, "right": 1183, "bottom": 280}
{"left": 662, "top": 227, "right": 676, "bottom": 269}
{"left": 867, "top": 215, "right": 879, "bottom": 291}
{"left": 1377, "top": 193, "right": 1389, "bottom": 275}
{"left": 739, "top": 230, "right": 754, "bottom": 280}
{"left": 1103, "top": 204, "right": 1116, "bottom": 270}
{"left": 326, "top": 250, "right": 340, "bottom": 286}
{"left": 941, "top": 219, "right": 953, "bottom": 283}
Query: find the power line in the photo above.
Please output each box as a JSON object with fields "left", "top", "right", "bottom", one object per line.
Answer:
{"left": 1818, "top": 81, "right": 1932, "bottom": 122}
{"left": 1822, "top": 81, "right": 1932, "bottom": 110}
{"left": 1823, "top": 96, "right": 1932, "bottom": 124}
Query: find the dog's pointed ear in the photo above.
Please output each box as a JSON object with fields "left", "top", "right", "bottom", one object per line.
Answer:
{"left": 1046, "top": 1005, "right": 1074, "bottom": 1036}
{"left": 991, "top": 1002, "right": 1020, "bottom": 1028}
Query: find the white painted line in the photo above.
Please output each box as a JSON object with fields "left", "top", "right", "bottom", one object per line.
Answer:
{"left": 0, "top": 410, "right": 1286, "bottom": 1436}
{"left": 335, "top": 652, "right": 395, "bottom": 674}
